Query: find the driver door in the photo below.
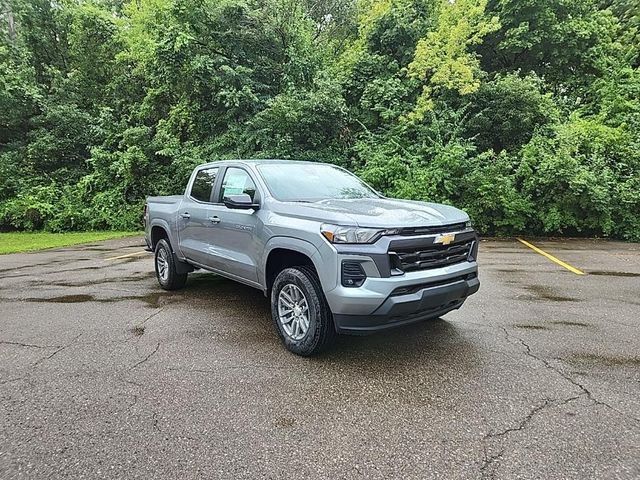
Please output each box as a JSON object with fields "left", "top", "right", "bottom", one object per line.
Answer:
{"left": 206, "top": 166, "right": 262, "bottom": 283}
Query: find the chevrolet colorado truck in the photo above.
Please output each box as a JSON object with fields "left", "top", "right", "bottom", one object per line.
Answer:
{"left": 144, "top": 160, "right": 479, "bottom": 355}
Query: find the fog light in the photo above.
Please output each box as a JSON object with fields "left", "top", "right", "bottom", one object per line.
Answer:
{"left": 342, "top": 261, "right": 366, "bottom": 287}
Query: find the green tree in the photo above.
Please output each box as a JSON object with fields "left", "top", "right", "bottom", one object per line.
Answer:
{"left": 408, "top": 0, "right": 499, "bottom": 118}
{"left": 463, "top": 73, "right": 558, "bottom": 152}
{"left": 0, "top": 0, "right": 638, "bottom": 240}
{"left": 478, "top": 0, "right": 625, "bottom": 92}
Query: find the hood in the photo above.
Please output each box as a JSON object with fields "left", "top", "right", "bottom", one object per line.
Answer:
{"left": 270, "top": 197, "right": 469, "bottom": 228}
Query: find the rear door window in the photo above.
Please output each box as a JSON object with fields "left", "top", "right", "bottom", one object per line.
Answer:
{"left": 190, "top": 167, "right": 218, "bottom": 202}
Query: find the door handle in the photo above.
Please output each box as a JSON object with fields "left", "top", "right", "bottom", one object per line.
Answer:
{"left": 207, "top": 216, "right": 221, "bottom": 224}
{"left": 180, "top": 212, "right": 191, "bottom": 219}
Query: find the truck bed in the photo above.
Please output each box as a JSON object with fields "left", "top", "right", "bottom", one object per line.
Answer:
{"left": 145, "top": 195, "right": 184, "bottom": 244}
{"left": 147, "top": 195, "right": 183, "bottom": 205}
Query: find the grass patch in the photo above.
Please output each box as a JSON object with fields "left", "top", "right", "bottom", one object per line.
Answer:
{"left": 0, "top": 231, "right": 142, "bottom": 254}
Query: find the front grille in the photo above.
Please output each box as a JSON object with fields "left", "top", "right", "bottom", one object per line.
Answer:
{"left": 397, "top": 223, "right": 466, "bottom": 236}
{"left": 391, "top": 240, "right": 474, "bottom": 272}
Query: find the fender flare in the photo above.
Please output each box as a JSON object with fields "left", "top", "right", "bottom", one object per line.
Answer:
{"left": 149, "top": 219, "right": 178, "bottom": 251}
{"left": 149, "top": 220, "right": 192, "bottom": 274}
{"left": 260, "top": 237, "right": 331, "bottom": 291}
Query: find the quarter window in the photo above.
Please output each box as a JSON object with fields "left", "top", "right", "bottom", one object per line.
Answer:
{"left": 190, "top": 167, "right": 218, "bottom": 202}
{"left": 219, "top": 167, "right": 257, "bottom": 202}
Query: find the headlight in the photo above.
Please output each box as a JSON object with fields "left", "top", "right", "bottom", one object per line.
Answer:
{"left": 320, "top": 224, "right": 389, "bottom": 244}
{"left": 464, "top": 220, "right": 472, "bottom": 229}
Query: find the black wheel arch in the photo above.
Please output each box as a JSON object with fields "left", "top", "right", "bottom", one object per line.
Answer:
{"left": 265, "top": 248, "right": 317, "bottom": 293}
{"left": 151, "top": 226, "right": 193, "bottom": 275}
{"left": 150, "top": 225, "right": 170, "bottom": 251}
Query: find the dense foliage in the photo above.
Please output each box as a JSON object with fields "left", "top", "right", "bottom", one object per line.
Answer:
{"left": 1, "top": 0, "right": 639, "bottom": 239}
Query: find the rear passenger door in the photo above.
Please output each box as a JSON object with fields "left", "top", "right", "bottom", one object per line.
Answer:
{"left": 177, "top": 167, "right": 220, "bottom": 266}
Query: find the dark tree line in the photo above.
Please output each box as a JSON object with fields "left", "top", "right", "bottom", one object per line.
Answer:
{"left": 1, "top": 0, "right": 639, "bottom": 239}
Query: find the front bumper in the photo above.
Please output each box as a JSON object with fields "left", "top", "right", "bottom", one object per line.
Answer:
{"left": 334, "top": 273, "right": 479, "bottom": 334}
{"left": 331, "top": 271, "right": 479, "bottom": 334}
{"left": 316, "top": 226, "right": 481, "bottom": 334}
{"left": 324, "top": 255, "right": 479, "bottom": 334}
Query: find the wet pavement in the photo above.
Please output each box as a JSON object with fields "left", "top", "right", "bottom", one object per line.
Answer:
{"left": 0, "top": 237, "right": 638, "bottom": 479}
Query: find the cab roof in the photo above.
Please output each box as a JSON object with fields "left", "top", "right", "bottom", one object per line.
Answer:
{"left": 198, "top": 159, "right": 332, "bottom": 168}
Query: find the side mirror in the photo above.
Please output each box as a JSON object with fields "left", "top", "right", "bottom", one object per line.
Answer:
{"left": 223, "top": 193, "right": 260, "bottom": 210}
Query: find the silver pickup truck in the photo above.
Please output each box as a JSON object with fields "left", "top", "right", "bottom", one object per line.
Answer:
{"left": 144, "top": 160, "right": 479, "bottom": 355}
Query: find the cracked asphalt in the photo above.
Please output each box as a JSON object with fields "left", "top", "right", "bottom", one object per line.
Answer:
{"left": 0, "top": 236, "right": 639, "bottom": 479}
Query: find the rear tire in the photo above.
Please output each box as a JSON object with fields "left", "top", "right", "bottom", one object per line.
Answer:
{"left": 155, "top": 239, "right": 188, "bottom": 290}
{"left": 271, "top": 266, "right": 335, "bottom": 356}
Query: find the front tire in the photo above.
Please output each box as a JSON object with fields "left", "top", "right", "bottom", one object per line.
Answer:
{"left": 271, "top": 266, "right": 335, "bottom": 356}
{"left": 155, "top": 239, "right": 188, "bottom": 290}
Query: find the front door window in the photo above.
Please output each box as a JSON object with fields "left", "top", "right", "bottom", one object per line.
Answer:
{"left": 219, "top": 167, "right": 257, "bottom": 202}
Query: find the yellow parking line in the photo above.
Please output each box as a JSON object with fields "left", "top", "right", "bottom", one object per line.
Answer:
{"left": 516, "top": 238, "right": 585, "bottom": 275}
{"left": 105, "top": 251, "right": 149, "bottom": 261}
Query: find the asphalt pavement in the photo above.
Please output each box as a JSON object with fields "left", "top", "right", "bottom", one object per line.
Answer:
{"left": 0, "top": 236, "right": 638, "bottom": 479}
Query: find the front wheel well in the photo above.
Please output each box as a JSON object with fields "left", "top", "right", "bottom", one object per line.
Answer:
{"left": 265, "top": 248, "right": 316, "bottom": 291}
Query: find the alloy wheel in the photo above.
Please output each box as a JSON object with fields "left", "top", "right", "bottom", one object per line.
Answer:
{"left": 277, "top": 283, "right": 310, "bottom": 341}
{"left": 156, "top": 248, "right": 169, "bottom": 282}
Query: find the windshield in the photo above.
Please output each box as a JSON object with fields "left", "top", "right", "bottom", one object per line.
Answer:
{"left": 257, "top": 163, "right": 380, "bottom": 202}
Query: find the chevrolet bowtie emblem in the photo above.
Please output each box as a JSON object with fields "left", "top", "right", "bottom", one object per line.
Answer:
{"left": 434, "top": 233, "right": 455, "bottom": 245}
